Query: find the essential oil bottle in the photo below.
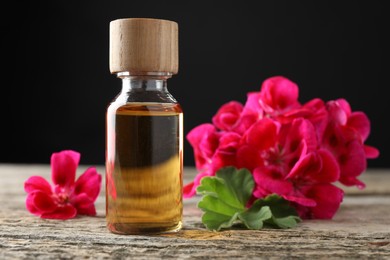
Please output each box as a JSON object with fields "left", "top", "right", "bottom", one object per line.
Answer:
{"left": 106, "top": 18, "right": 183, "bottom": 234}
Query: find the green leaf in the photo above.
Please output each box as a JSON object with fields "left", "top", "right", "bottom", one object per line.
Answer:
{"left": 197, "top": 174, "right": 244, "bottom": 211}
{"left": 251, "top": 194, "right": 301, "bottom": 229}
{"left": 238, "top": 206, "right": 272, "bottom": 230}
{"left": 201, "top": 211, "right": 240, "bottom": 231}
{"left": 196, "top": 167, "right": 301, "bottom": 231}
{"left": 196, "top": 167, "right": 253, "bottom": 231}
{"left": 197, "top": 193, "right": 242, "bottom": 219}
{"left": 268, "top": 215, "right": 302, "bottom": 229}
{"left": 215, "top": 167, "right": 254, "bottom": 206}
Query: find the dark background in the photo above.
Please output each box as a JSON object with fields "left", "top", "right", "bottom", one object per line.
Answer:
{"left": 1, "top": 1, "right": 387, "bottom": 168}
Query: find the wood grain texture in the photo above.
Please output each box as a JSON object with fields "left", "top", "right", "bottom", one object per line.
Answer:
{"left": 1, "top": 164, "right": 389, "bottom": 259}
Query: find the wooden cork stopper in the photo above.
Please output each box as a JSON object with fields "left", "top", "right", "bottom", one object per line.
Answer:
{"left": 109, "top": 18, "right": 178, "bottom": 74}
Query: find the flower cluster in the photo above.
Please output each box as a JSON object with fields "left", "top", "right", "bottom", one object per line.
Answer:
{"left": 24, "top": 150, "right": 102, "bottom": 219}
{"left": 184, "top": 76, "right": 379, "bottom": 219}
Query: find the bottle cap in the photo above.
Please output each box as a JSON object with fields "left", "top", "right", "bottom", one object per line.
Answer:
{"left": 109, "top": 18, "right": 178, "bottom": 75}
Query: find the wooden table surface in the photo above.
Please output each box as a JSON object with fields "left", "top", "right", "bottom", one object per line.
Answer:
{"left": 1, "top": 164, "right": 390, "bottom": 259}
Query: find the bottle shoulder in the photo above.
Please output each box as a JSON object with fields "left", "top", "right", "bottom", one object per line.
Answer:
{"left": 111, "top": 89, "right": 178, "bottom": 103}
{"left": 107, "top": 102, "right": 182, "bottom": 116}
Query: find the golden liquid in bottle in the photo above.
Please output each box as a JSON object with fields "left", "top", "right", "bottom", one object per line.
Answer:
{"left": 106, "top": 102, "right": 183, "bottom": 234}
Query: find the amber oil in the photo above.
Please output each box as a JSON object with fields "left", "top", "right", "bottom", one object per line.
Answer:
{"left": 106, "top": 102, "right": 183, "bottom": 234}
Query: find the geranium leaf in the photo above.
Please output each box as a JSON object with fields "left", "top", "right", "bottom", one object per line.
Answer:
{"left": 196, "top": 167, "right": 254, "bottom": 231}
{"left": 197, "top": 167, "right": 253, "bottom": 211}
{"left": 216, "top": 167, "right": 254, "bottom": 206}
{"left": 268, "top": 215, "right": 302, "bottom": 229}
{"left": 196, "top": 167, "right": 301, "bottom": 231}
{"left": 238, "top": 205, "right": 272, "bottom": 230}
{"left": 201, "top": 211, "right": 240, "bottom": 231}
{"left": 197, "top": 193, "right": 243, "bottom": 217}
{"left": 252, "top": 194, "right": 301, "bottom": 228}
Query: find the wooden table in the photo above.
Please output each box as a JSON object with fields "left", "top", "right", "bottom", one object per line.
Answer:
{"left": 1, "top": 164, "right": 389, "bottom": 259}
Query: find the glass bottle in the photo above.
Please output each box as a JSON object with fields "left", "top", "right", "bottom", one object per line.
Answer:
{"left": 106, "top": 18, "right": 183, "bottom": 234}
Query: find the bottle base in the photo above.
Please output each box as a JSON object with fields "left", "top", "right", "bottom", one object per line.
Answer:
{"left": 107, "top": 221, "right": 182, "bottom": 235}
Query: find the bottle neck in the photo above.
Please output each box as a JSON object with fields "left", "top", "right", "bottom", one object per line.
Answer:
{"left": 115, "top": 72, "right": 177, "bottom": 103}
{"left": 117, "top": 72, "right": 172, "bottom": 93}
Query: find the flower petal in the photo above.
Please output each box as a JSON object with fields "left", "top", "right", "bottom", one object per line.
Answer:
{"left": 71, "top": 193, "right": 97, "bottom": 216}
{"left": 26, "top": 191, "right": 57, "bottom": 215}
{"left": 283, "top": 194, "right": 317, "bottom": 207}
{"left": 347, "top": 112, "right": 370, "bottom": 141}
{"left": 25, "top": 193, "right": 41, "bottom": 215}
{"left": 211, "top": 132, "right": 241, "bottom": 170}
{"left": 316, "top": 149, "right": 340, "bottom": 183}
{"left": 233, "top": 92, "right": 263, "bottom": 134}
{"left": 74, "top": 167, "right": 102, "bottom": 201}
{"left": 186, "top": 124, "right": 219, "bottom": 170}
{"left": 187, "top": 124, "right": 215, "bottom": 148}
{"left": 338, "top": 140, "right": 367, "bottom": 187}
{"left": 302, "top": 98, "right": 328, "bottom": 141}
{"left": 243, "top": 92, "right": 263, "bottom": 115}
{"left": 236, "top": 144, "right": 263, "bottom": 172}
{"left": 253, "top": 166, "right": 294, "bottom": 197}
{"left": 287, "top": 151, "right": 318, "bottom": 180}
{"left": 77, "top": 204, "right": 97, "bottom": 216}
{"left": 304, "top": 184, "right": 344, "bottom": 219}
{"left": 183, "top": 182, "right": 195, "bottom": 198}
{"left": 41, "top": 205, "right": 77, "bottom": 220}
{"left": 283, "top": 118, "right": 317, "bottom": 153}
{"left": 259, "top": 76, "right": 300, "bottom": 114}
{"left": 327, "top": 100, "right": 348, "bottom": 125}
{"left": 24, "top": 176, "right": 52, "bottom": 194}
{"left": 212, "top": 101, "right": 243, "bottom": 131}
{"left": 72, "top": 193, "right": 93, "bottom": 208}
{"left": 246, "top": 118, "right": 279, "bottom": 151}
{"left": 336, "top": 98, "right": 351, "bottom": 117}
{"left": 341, "top": 176, "right": 366, "bottom": 189}
{"left": 289, "top": 150, "right": 340, "bottom": 183}
{"left": 364, "top": 145, "right": 379, "bottom": 159}
{"left": 51, "top": 150, "right": 80, "bottom": 187}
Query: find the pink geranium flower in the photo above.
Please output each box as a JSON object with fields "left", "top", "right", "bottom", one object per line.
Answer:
{"left": 185, "top": 75, "right": 379, "bottom": 219}
{"left": 24, "top": 150, "right": 102, "bottom": 219}
{"left": 322, "top": 99, "right": 379, "bottom": 188}
{"left": 212, "top": 101, "right": 244, "bottom": 132}
{"left": 253, "top": 149, "right": 344, "bottom": 219}
{"left": 259, "top": 76, "right": 301, "bottom": 117}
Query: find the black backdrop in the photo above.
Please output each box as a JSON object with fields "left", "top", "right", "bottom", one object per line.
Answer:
{"left": 1, "top": 1, "right": 387, "bottom": 168}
